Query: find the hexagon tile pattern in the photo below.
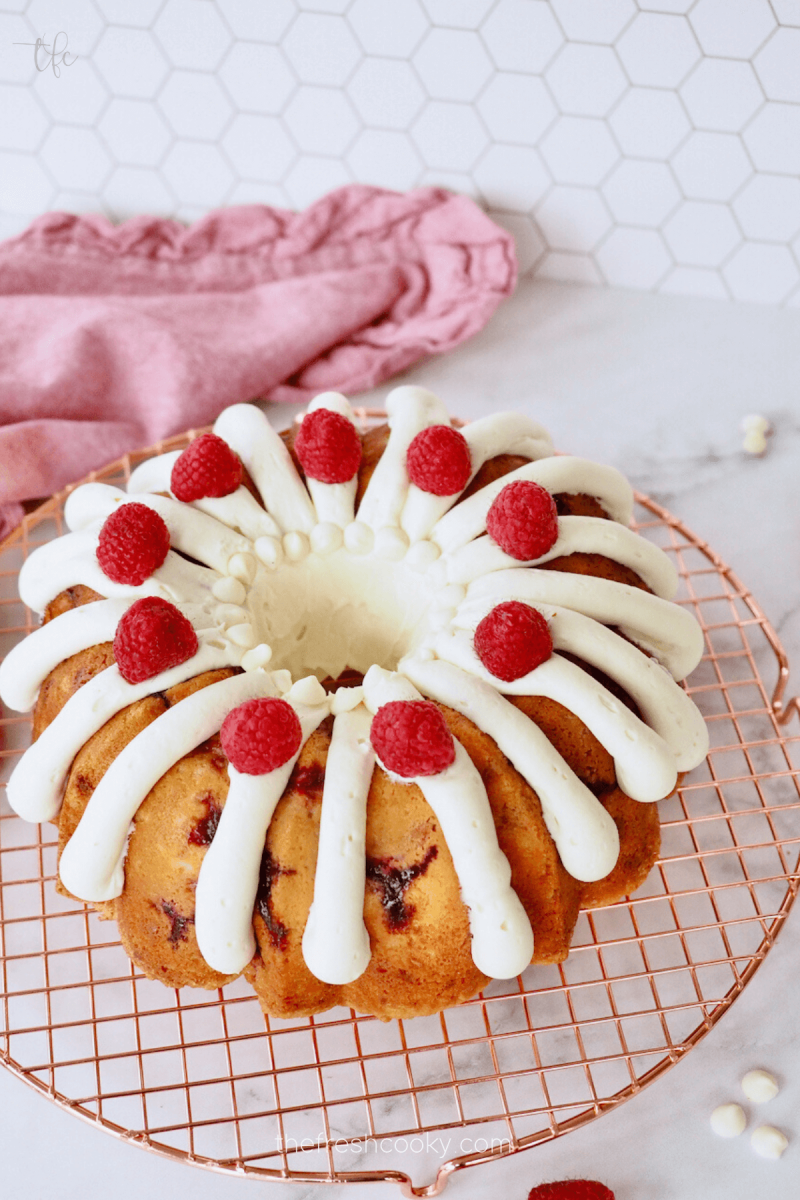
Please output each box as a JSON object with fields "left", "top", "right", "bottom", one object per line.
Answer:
{"left": 2, "top": 0, "right": 800, "bottom": 305}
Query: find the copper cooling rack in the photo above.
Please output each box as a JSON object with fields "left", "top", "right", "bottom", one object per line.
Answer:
{"left": 1, "top": 417, "right": 799, "bottom": 1197}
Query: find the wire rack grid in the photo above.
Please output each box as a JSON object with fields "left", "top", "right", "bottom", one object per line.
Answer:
{"left": 0, "top": 417, "right": 798, "bottom": 1197}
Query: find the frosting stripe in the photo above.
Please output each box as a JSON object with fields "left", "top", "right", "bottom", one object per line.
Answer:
{"left": 64, "top": 483, "right": 254, "bottom": 577}
{"left": 431, "top": 457, "right": 634, "bottom": 554}
{"left": 414, "top": 743, "right": 534, "bottom": 979}
{"left": 126, "top": 450, "right": 180, "bottom": 496}
{"left": 399, "top": 656, "right": 620, "bottom": 883}
{"left": 438, "top": 515, "right": 678, "bottom": 599}
{"left": 432, "top": 632, "right": 678, "bottom": 802}
{"left": 302, "top": 704, "right": 375, "bottom": 985}
{"left": 6, "top": 642, "right": 236, "bottom": 824}
{"left": 400, "top": 411, "right": 555, "bottom": 543}
{"left": 362, "top": 666, "right": 533, "bottom": 978}
{"left": 461, "top": 568, "right": 704, "bottom": 681}
{"left": 452, "top": 602, "right": 709, "bottom": 771}
{"left": 0, "top": 597, "right": 132, "bottom": 712}
{"left": 195, "top": 700, "right": 330, "bottom": 976}
{"left": 127, "top": 454, "right": 283, "bottom": 542}
{"left": 303, "top": 392, "right": 360, "bottom": 530}
{"left": 214, "top": 404, "right": 317, "bottom": 535}
{"left": 357, "top": 386, "right": 450, "bottom": 532}
{"left": 19, "top": 532, "right": 219, "bottom": 614}
{"left": 58, "top": 669, "right": 280, "bottom": 903}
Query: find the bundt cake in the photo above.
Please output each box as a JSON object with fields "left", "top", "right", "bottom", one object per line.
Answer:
{"left": 0, "top": 386, "right": 708, "bottom": 1020}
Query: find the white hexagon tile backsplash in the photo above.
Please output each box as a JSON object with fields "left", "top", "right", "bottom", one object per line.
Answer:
{"left": 2, "top": 0, "right": 800, "bottom": 304}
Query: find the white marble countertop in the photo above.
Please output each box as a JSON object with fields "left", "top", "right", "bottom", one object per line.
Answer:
{"left": 2, "top": 279, "right": 799, "bottom": 1200}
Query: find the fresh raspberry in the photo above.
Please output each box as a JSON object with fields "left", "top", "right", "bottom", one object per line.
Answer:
{"left": 527, "top": 1181, "right": 615, "bottom": 1200}
{"left": 474, "top": 601, "right": 553, "bottom": 682}
{"left": 96, "top": 502, "right": 171, "bottom": 586}
{"left": 406, "top": 425, "right": 472, "bottom": 496}
{"left": 171, "top": 432, "right": 243, "bottom": 502}
{"left": 370, "top": 700, "right": 455, "bottom": 778}
{"left": 220, "top": 697, "right": 302, "bottom": 775}
{"left": 486, "top": 479, "right": 558, "bottom": 561}
{"left": 113, "top": 597, "right": 198, "bottom": 685}
{"left": 295, "top": 408, "right": 362, "bottom": 484}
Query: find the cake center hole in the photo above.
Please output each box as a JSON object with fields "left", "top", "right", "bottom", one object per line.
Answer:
{"left": 248, "top": 548, "right": 436, "bottom": 682}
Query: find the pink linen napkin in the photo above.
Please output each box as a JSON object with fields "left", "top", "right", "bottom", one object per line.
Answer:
{"left": 0, "top": 185, "right": 516, "bottom": 540}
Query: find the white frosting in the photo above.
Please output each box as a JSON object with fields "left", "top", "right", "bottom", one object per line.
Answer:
{"left": 254, "top": 536, "right": 283, "bottom": 570}
{"left": 65, "top": 483, "right": 254, "bottom": 576}
{"left": 431, "top": 457, "right": 634, "bottom": 554}
{"left": 432, "top": 631, "right": 678, "bottom": 802}
{"left": 400, "top": 411, "right": 554, "bottom": 543}
{"left": 710, "top": 1104, "right": 747, "bottom": 1138}
{"left": 126, "top": 449, "right": 181, "bottom": 496}
{"left": 438, "top": 515, "right": 678, "bottom": 599}
{"left": 302, "top": 704, "right": 375, "bottom": 985}
{"left": 310, "top": 522, "right": 343, "bottom": 556}
{"left": 742, "top": 1069, "right": 779, "bottom": 1103}
{"left": 195, "top": 696, "right": 330, "bottom": 975}
{"left": 363, "top": 667, "right": 533, "bottom": 977}
{"left": 460, "top": 568, "right": 705, "bottom": 681}
{"left": 127, "top": 451, "right": 283, "bottom": 541}
{"left": 214, "top": 403, "right": 317, "bottom": 534}
{"left": 0, "top": 597, "right": 132, "bottom": 712}
{"left": 454, "top": 603, "right": 707, "bottom": 772}
{"left": 750, "top": 1125, "right": 788, "bottom": 1159}
{"left": 357, "top": 386, "right": 450, "bottom": 532}
{"left": 344, "top": 520, "right": 374, "bottom": 555}
{"left": 18, "top": 529, "right": 219, "bottom": 615}
{"left": 2, "top": 390, "right": 712, "bottom": 989}
{"left": 399, "top": 656, "right": 620, "bottom": 883}
{"left": 283, "top": 531, "right": 310, "bottom": 563}
{"left": 58, "top": 669, "right": 280, "bottom": 902}
{"left": 302, "top": 392, "right": 360, "bottom": 529}
{"left": 6, "top": 641, "right": 235, "bottom": 824}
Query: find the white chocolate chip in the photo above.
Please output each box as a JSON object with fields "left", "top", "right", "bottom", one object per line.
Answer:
{"left": 330, "top": 686, "right": 365, "bottom": 715}
{"left": 710, "top": 1104, "right": 747, "bottom": 1138}
{"left": 211, "top": 576, "right": 247, "bottom": 606}
{"left": 743, "top": 430, "right": 768, "bottom": 455}
{"left": 751, "top": 1125, "right": 788, "bottom": 1159}
{"left": 227, "top": 551, "right": 256, "bottom": 584}
{"left": 742, "top": 1069, "right": 779, "bottom": 1104}
{"left": 283, "top": 531, "right": 310, "bottom": 563}
{"left": 288, "top": 675, "right": 328, "bottom": 707}
{"left": 741, "top": 414, "right": 772, "bottom": 455}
